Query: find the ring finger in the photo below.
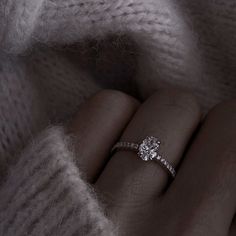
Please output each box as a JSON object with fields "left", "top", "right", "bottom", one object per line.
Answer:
{"left": 95, "top": 89, "right": 201, "bottom": 235}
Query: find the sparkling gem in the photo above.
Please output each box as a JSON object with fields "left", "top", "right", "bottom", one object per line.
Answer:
{"left": 138, "top": 136, "right": 160, "bottom": 161}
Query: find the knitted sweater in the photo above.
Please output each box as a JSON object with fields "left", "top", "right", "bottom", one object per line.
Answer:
{"left": 0, "top": 0, "right": 236, "bottom": 235}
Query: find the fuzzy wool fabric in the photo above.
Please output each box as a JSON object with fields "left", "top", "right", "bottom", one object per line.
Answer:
{"left": 1, "top": 0, "right": 236, "bottom": 235}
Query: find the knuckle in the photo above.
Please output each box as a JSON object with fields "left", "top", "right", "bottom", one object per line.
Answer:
{"left": 93, "top": 89, "right": 139, "bottom": 109}
{"left": 151, "top": 88, "right": 201, "bottom": 116}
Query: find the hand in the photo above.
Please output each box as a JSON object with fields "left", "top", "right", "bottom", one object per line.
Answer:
{"left": 68, "top": 89, "right": 236, "bottom": 236}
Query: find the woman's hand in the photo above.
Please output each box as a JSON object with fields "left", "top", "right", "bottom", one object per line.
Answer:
{"left": 68, "top": 89, "right": 236, "bottom": 236}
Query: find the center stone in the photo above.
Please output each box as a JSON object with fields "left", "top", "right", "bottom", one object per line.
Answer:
{"left": 138, "top": 136, "right": 160, "bottom": 161}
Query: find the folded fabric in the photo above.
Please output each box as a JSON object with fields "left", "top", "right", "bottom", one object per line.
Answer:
{"left": 0, "top": 127, "right": 114, "bottom": 236}
{"left": 1, "top": 0, "right": 236, "bottom": 235}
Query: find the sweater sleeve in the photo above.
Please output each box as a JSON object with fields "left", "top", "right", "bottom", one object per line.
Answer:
{"left": 0, "top": 126, "right": 114, "bottom": 236}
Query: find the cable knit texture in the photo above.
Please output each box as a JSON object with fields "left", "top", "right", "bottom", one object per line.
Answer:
{"left": 0, "top": 0, "right": 236, "bottom": 235}
{"left": 0, "top": 127, "right": 114, "bottom": 236}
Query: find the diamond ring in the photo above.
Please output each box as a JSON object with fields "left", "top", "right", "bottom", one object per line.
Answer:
{"left": 111, "top": 136, "right": 176, "bottom": 178}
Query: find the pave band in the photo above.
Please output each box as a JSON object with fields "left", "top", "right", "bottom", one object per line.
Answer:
{"left": 111, "top": 136, "right": 176, "bottom": 178}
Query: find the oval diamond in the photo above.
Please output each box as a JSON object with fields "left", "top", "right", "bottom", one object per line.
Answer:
{"left": 138, "top": 136, "right": 160, "bottom": 161}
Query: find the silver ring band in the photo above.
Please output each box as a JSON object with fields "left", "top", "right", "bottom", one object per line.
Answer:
{"left": 111, "top": 136, "right": 176, "bottom": 178}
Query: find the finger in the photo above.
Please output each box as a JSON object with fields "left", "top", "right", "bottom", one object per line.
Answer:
{"left": 96, "top": 89, "right": 200, "bottom": 209}
{"left": 164, "top": 100, "right": 236, "bottom": 235}
{"left": 68, "top": 89, "right": 139, "bottom": 183}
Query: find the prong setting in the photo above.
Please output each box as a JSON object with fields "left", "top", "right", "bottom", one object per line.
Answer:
{"left": 138, "top": 136, "right": 160, "bottom": 161}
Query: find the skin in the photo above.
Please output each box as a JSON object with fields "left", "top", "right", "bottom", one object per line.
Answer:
{"left": 68, "top": 89, "right": 236, "bottom": 236}
{"left": 68, "top": 90, "right": 139, "bottom": 182}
